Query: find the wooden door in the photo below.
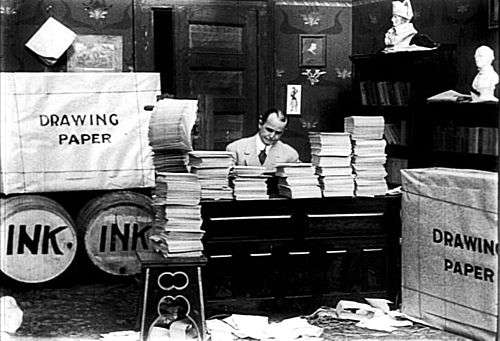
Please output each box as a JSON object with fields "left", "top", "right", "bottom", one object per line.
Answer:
{"left": 135, "top": 1, "right": 271, "bottom": 150}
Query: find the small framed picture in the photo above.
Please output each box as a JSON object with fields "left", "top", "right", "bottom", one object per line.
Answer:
{"left": 299, "top": 34, "right": 326, "bottom": 67}
{"left": 489, "top": 0, "right": 498, "bottom": 29}
{"left": 286, "top": 84, "right": 302, "bottom": 116}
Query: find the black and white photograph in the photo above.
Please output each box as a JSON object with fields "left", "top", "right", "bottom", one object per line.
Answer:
{"left": 0, "top": 0, "right": 498, "bottom": 341}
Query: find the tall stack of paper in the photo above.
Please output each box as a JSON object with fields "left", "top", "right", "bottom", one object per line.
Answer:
{"left": 276, "top": 163, "right": 322, "bottom": 198}
{"left": 309, "top": 132, "right": 354, "bottom": 197}
{"left": 188, "top": 151, "right": 235, "bottom": 200}
{"left": 148, "top": 98, "right": 198, "bottom": 172}
{"left": 149, "top": 172, "right": 204, "bottom": 257}
{"left": 230, "top": 166, "right": 270, "bottom": 200}
{"left": 345, "top": 116, "right": 388, "bottom": 196}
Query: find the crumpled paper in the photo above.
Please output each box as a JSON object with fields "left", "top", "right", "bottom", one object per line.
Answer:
{"left": 0, "top": 296, "right": 23, "bottom": 335}
{"left": 310, "top": 299, "right": 413, "bottom": 333}
{"left": 207, "top": 313, "right": 323, "bottom": 341}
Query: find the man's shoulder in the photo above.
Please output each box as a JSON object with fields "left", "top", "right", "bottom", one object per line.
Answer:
{"left": 275, "top": 140, "right": 299, "bottom": 158}
{"left": 226, "top": 136, "right": 254, "bottom": 151}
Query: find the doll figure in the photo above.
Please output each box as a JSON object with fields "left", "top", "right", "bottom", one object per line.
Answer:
{"left": 472, "top": 46, "right": 499, "bottom": 102}
{"left": 384, "top": 0, "right": 417, "bottom": 50}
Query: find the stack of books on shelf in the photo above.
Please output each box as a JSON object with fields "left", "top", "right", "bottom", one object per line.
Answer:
{"left": 309, "top": 132, "right": 354, "bottom": 197}
{"left": 149, "top": 172, "right": 204, "bottom": 258}
{"left": 345, "top": 116, "right": 388, "bottom": 196}
{"left": 188, "top": 151, "right": 235, "bottom": 200}
{"left": 359, "top": 80, "right": 411, "bottom": 106}
{"left": 148, "top": 98, "right": 198, "bottom": 172}
{"left": 275, "top": 163, "right": 322, "bottom": 199}
{"left": 229, "top": 166, "right": 270, "bottom": 200}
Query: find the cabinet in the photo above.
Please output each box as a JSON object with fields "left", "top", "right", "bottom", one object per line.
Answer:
{"left": 416, "top": 101, "right": 499, "bottom": 171}
{"left": 349, "top": 46, "right": 457, "bottom": 186}
{"left": 200, "top": 196, "right": 401, "bottom": 316}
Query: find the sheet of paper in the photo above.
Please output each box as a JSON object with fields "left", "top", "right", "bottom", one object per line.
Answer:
{"left": 25, "top": 17, "right": 76, "bottom": 65}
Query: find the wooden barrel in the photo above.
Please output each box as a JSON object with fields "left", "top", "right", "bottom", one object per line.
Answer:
{"left": 78, "top": 191, "right": 155, "bottom": 276}
{"left": 0, "top": 195, "right": 78, "bottom": 283}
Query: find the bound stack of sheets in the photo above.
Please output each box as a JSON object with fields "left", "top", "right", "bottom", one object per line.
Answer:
{"left": 276, "top": 163, "right": 322, "bottom": 198}
{"left": 345, "top": 116, "right": 388, "bottom": 196}
{"left": 188, "top": 151, "right": 235, "bottom": 200}
{"left": 229, "top": 166, "right": 270, "bottom": 200}
{"left": 309, "top": 132, "right": 354, "bottom": 197}
{"left": 148, "top": 98, "right": 198, "bottom": 172}
{"left": 150, "top": 172, "right": 204, "bottom": 257}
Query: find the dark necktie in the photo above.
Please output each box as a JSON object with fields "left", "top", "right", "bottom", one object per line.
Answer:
{"left": 258, "top": 149, "right": 267, "bottom": 165}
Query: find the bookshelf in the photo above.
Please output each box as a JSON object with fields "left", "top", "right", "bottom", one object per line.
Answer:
{"left": 417, "top": 101, "right": 499, "bottom": 172}
{"left": 349, "top": 45, "right": 457, "bottom": 186}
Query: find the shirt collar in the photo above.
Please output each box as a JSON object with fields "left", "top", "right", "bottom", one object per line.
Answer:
{"left": 255, "top": 134, "right": 268, "bottom": 152}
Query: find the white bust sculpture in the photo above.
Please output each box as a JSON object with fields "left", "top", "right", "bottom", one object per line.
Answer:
{"left": 384, "top": 0, "right": 417, "bottom": 51}
{"left": 472, "top": 46, "right": 499, "bottom": 102}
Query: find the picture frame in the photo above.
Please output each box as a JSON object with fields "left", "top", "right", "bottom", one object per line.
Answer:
{"left": 299, "top": 34, "right": 326, "bottom": 68}
{"left": 67, "top": 35, "right": 123, "bottom": 72}
{"left": 489, "top": 0, "right": 498, "bottom": 29}
{"left": 286, "top": 84, "right": 302, "bottom": 116}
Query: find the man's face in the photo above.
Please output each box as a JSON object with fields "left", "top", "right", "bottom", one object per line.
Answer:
{"left": 391, "top": 15, "right": 406, "bottom": 27}
{"left": 258, "top": 112, "right": 287, "bottom": 146}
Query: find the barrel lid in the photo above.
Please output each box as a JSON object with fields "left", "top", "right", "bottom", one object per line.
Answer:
{"left": 80, "top": 191, "right": 154, "bottom": 276}
{"left": 0, "top": 195, "right": 77, "bottom": 283}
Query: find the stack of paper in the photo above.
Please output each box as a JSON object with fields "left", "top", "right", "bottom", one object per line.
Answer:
{"left": 345, "top": 117, "right": 388, "bottom": 196}
{"left": 188, "top": 151, "right": 235, "bottom": 200}
{"left": 230, "top": 166, "right": 270, "bottom": 200}
{"left": 150, "top": 172, "right": 204, "bottom": 258}
{"left": 148, "top": 98, "right": 198, "bottom": 172}
{"left": 276, "top": 163, "right": 322, "bottom": 198}
{"left": 344, "top": 116, "right": 385, "bottom": 140}
{"left": 309, "top": 132, "right": 354, "bottom": 197}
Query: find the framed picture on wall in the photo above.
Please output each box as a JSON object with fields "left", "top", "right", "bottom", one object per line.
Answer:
{"left": 489, "top": 0, "right": 498, "bottom": 29}
{"left": 299, "top": 34, "right": 326, "bottom": 67}
{"left": 67, "top": 35, "right": 123, "bottom": 72}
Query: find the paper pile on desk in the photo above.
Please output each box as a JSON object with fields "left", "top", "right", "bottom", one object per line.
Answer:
{"left": 207, "top": 314, "right": 323, "bottom": 341}
{"left": 308, "top": 299, "right": 418, "bottom": 333}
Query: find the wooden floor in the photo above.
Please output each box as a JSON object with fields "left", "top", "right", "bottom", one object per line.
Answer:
{"left": 0, "top": 271, "right": 472, "bottom": 341}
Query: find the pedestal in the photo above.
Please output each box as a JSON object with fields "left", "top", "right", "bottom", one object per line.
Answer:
{"left": 137, "top": 251, "right": 207, "bottom": 341}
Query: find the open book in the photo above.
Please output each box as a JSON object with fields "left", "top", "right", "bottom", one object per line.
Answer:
{"left": 427, "top": 90, "right": 472, "bottom": 102}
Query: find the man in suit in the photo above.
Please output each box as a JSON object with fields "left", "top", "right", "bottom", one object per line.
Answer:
{"left": 226, "top": 108, "right": 299, "bottom": 169}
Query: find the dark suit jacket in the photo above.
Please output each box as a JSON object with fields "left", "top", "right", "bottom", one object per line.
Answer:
{"left": 226, "top": 134, "right": 299, "bottom": 169}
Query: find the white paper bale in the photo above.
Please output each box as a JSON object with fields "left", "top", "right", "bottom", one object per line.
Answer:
{"left": 401, "top": 167, "right": 498, "bottom": 341}
{"left": 0, "top": 296, "right": 23, "bottom": 334}
{"left": 0, "top": 72, "right": 160, "bottom": 194}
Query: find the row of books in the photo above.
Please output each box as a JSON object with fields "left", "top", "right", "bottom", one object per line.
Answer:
{"left": 384, "top": 121, "right": 408, "bottom": 146}
{"left": 432, "top": 126, "right": 499, "bottom": 155}
{"left": 359, "top": 80, "right": 411, "bottom": 106}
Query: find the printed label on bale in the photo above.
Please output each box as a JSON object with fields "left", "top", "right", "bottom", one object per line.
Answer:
{"left": 0, "top": 73, "right": 159, "bottom": 194}
{"left": 0, "top": 210, "right": 77, "bottom": 283}
{"left": 433, "top": 228, "right": 497, "bottom": 282}
{"left": 85, "top": 213, "right": 153, "bottom": 275}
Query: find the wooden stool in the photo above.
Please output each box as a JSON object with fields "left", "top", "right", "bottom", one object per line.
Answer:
{"left": 137, "top": 252, "right": 207, "bottom": 341}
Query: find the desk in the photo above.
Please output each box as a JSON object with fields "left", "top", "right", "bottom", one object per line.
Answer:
{"left": 201, "top": 195, "right": 401, "bottom": 316}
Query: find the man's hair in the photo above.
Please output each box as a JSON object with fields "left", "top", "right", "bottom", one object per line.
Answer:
{"left": 259, "top": 108, "right": 288, "bottom": 125}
